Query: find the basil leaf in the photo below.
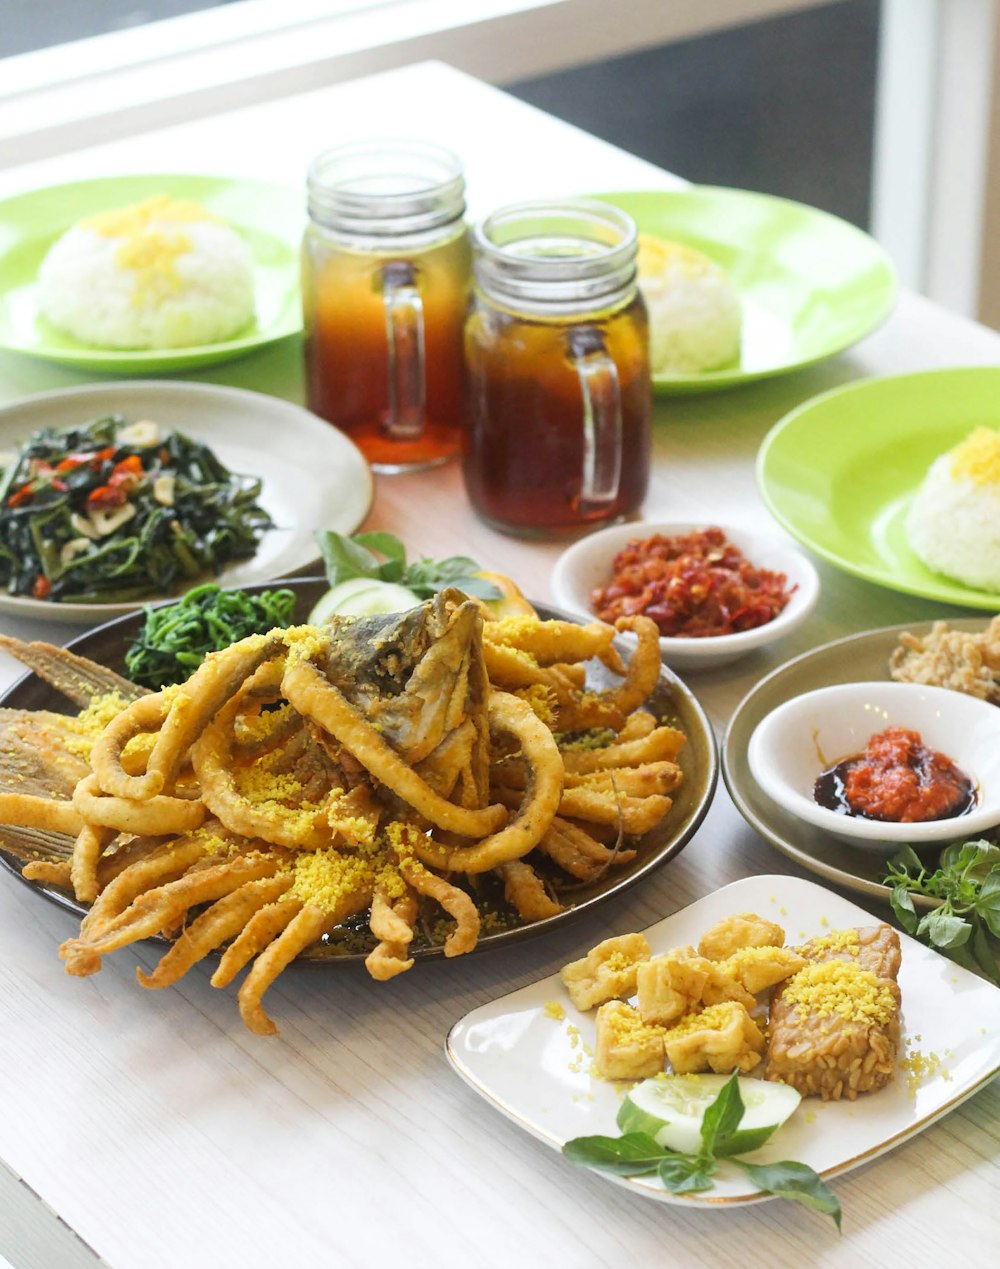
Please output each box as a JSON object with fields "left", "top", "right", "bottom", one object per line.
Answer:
{"left": 713, "top": 1124, "right": 780, "bottom": 1158}
{"left": 448, "top": 574, "right": 503, "bottom": 599}
{"left": 351, "top": 531, "right": 406, "bottom": 566}
{"left": 699, "top": 1073, "right": 745, "bottom": 1157}
{"left": 889, "top": 844, "right": 924, "bottom": 878}
{"left": 970, "top": 919, "right": 1000, "bottom": 983}
{"left": 561, "top": 1132, "right": 665, "bottom": 1176}
{"left": 658, "top": 1154, "right": 717, "bottom": 1194}
{"left": 351, "top": 531, "right": 407, "bottom": 581}
{"left": 974, "top": 870, "right": 1000, "bottom": 934}
{"left": 890, "top": 885, "right": 920, "bottom": 934}
{"left": 917, "top": 909, "right": 972, "bottom": 950}
{"left": 314, "top": 530, "right": 382, "bottom": 585}
{"left": 736, "top": 1160, "right": 842, "bottom": 1230}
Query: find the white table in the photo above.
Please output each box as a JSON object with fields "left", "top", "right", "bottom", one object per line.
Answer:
{"left": 0, "top": 61, "right": 997, "bottom": 1269}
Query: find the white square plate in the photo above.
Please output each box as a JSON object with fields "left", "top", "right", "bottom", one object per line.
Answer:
{"left": 446, "top": 874, "right": 1000, "bottom": 1207}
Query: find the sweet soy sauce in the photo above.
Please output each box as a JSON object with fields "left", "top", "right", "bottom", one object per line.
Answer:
{"left": 814, "top": 725, "right": 976, "bottom": 824}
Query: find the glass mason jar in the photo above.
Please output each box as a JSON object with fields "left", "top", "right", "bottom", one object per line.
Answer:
{"left": 302, "top": 140, "right": 472, "bottom": 471}
{"left": 462, "top": 199, "right": 651, "bottom": 536}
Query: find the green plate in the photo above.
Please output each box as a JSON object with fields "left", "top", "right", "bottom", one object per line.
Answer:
{"left": 592, "top": 188, "right": 897, "bottom": 395}
{"left": 758, "top": 367, "right": 1000, "bottom": 610}
{"left": 0, "top": 174, "right": 303, "bottom": 373}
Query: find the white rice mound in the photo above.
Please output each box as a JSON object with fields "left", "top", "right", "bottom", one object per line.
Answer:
{"left": 637, "top": 235, "right": 742, "bottom": 375}
{"left": 906, "top": 429, "right": 1000, "bottom": 591}
{"left": 37, "top": 197, "right": 255, "bottom": 350}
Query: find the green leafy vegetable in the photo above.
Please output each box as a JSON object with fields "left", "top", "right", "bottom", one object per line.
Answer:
{"left": 562, "top": 1074, "right": 841, "bottom": 1227}
{"left": 883, "top": 839, "right": 1000, "bottom": 984}
{"left": 314, "top": 529, "right": 501, "bottom": 601}
{"left": 124, "top": 583, "right": 296, "bottom": 688}
{"left": 735, "top": 1161, "right": 842, "bottom": 1229}
{"left": 0, "top": 415, "right": 273, "bottom": 603}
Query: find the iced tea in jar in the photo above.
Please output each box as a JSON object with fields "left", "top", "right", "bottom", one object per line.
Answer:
{"left": 303, "top": 141, "right": 471, "bottom": 470}
{"left": 463, "top": 199, "right": 651, "bottom": 535}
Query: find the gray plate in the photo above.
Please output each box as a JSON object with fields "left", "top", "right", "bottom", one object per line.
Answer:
{"left": 723, "top": 617, "right": 992, "bottom": 909}
{"left": 0, "top": 580, "right": 718, "bottom": 960}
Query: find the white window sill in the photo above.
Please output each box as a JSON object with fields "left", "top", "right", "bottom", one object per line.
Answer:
{"left": 0, "top": 0, "right": 835, "bottom": 167}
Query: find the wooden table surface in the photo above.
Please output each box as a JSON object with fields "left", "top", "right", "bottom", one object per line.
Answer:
{"left": 0, "top": 60, "right": 997, "bottom": 1269}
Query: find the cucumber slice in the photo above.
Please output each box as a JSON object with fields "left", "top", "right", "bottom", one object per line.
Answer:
{"left": 617, "top": 1075, "right": 801, "bottom": 1157}
{"left": 308, "top": 579, "right": 421, "bottom": 623}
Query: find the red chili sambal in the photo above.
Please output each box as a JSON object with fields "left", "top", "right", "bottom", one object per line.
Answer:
{"left": 591, "top": 526, "right": 795, "bottom": 638}
{"left": 814, "top": 725, "right": 976, "bottom": 823}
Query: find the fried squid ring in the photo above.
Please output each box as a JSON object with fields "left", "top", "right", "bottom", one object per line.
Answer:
{"left": 281, "top": 659, "right": 507, "bottom": 839}
{"left": 191, "top": 692, "right": 333, "bottom": 851}
{"left": 99, "top": 634, "right": 286, "bottom": 802}
{"left": 89, "top": 691, "right": 171, "bottom": 799}
{"left": 137, "top": 873, "right": 294, "bottom": 989}
{"left": 60, "top": 852, "right": 280, "bottom": 977}
{"left": 0, "top": 791, "right": 83, "bottom": 837}
{"left": 535, "top": 816, "right": 636, "bottom": 880}
{"left": 238, "top": 885, "right": 372, "bottom": 1035}
{"left": 408, "top": 692, "right": 562, "bottom": 874}
{"left": 70, "top": 822, "right": 116, "bottom": 904}
{"left": 365, "top": 886, "right": 419, "bottom": 982}
{"left": 484, "top": 617, "right": 625, "bottom": 673}
{"left": 498, "top": 860, "right": 562, "bottom": 920}
{"left": 72, "top": 773, "right": 206, "bottom": 836}
{"left": 557, "top": 786, "right": 671, "bottom": 834}
{"left": 604, "top": 616, "right": 664, "bottom": 717}
{"left": 21, "top": 859, "right": 73, "bottom": 887}
{"left": 211, "top": 893, "right": 303, "bottom": 988}
{"left": 398, "top": 859, "right": 479, "bottom": 957}
{"left": 559, "top": 725, "right": 685, "bottom": 774}
{"left": 79, "top": 835, "right": 208, "bottom": 939}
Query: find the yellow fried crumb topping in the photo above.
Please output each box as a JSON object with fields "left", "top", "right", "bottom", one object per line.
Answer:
{"left": 289, "top": 848, "right": 374, "bottom": 914}
{"left": 281, "top": 625, "right": 332, "bottom": 663}
{"left": 901, "top": 1049, "right": 951, "bottom": 1096}
{"left": 62, "top": 690, "right": 133, "bottom": 758}
{"left": 514, "top": 684, "right": 558, "bottom": 727}
{"left": 780, "top": 961, "right": 896, "bottom": 1026}
{"left": 949, "top": 426, "right": 1000, "bottom": 486}
{"left": 662, "top": 1002, "right": 736, "bottom": 1041}
{"left": 799, "top": 928, "right": 861, "bottom": 958}
{"left": 237, "top": 701, "right": 293, "bottom": 743}
{"left": 543, "top": 1000, "right": 566, "bottom": 1021}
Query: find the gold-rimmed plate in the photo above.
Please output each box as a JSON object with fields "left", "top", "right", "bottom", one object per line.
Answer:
{"left": 0, "top": 581, "right": 718, "bottom": 961}
{"left": 723, "top": 618, "right": 994, "bottom": 908}
{"left": 446, "top": 873, "right": 1000, "bottom": 1206}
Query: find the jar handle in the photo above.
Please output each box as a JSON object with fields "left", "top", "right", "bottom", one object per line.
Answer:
{"left": 568, "top": 326, "right": 623, "bottom": 508}
{"left": 381, "top": 262, "right": 426, "bottom": 440}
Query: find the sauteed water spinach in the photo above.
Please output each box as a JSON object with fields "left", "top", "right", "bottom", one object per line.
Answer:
{"left": 0, "top": 414, "right": 273, "bottom": 603}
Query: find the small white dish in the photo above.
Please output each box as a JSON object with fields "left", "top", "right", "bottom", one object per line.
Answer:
{"left": 550, "top": 521, "right": 819, "bottom": 671}
{"left": 748, "top": 681, "right": 1000, "bottom": 849}
{"left": 446, "top": 873, "right": 1000, "bottom": 1208}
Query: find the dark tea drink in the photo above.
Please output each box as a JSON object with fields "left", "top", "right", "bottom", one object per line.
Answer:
{"left": 302, "top": 141, "right": 471, "bottom": 471}
{"left": 462, "top": 200, "right": 651, "bottom": 536}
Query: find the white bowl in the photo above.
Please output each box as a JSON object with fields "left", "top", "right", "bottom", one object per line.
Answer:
{"left": 748, "top": 681, "right": 1000, "bottom": 850}
{"left": 550, "top": 521, "right": 820, "bottom": 671}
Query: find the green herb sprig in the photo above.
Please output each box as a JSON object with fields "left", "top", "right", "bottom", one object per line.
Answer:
{"left": 562, "top": 1074, "right": 841, "bottom": 1228}
{"left": 125, "top": 583, "right": 296, "bottom": 688}
{"left": 315, "top": 530, "right": 501, "bottom": 601}
{"left": 883, "top": 840, "right": 1000, "bottom": 983}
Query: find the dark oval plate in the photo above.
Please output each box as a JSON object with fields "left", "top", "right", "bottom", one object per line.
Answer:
{"left": 0, "top": 580, "right": 718, "bottom": 961}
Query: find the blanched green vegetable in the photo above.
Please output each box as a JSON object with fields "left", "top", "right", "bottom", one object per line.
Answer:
{"left": 0, "top": 415, "right": 273, "bottom": 603}
{"left": 125, "top": 583, "right": 296, "bottom": 688}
